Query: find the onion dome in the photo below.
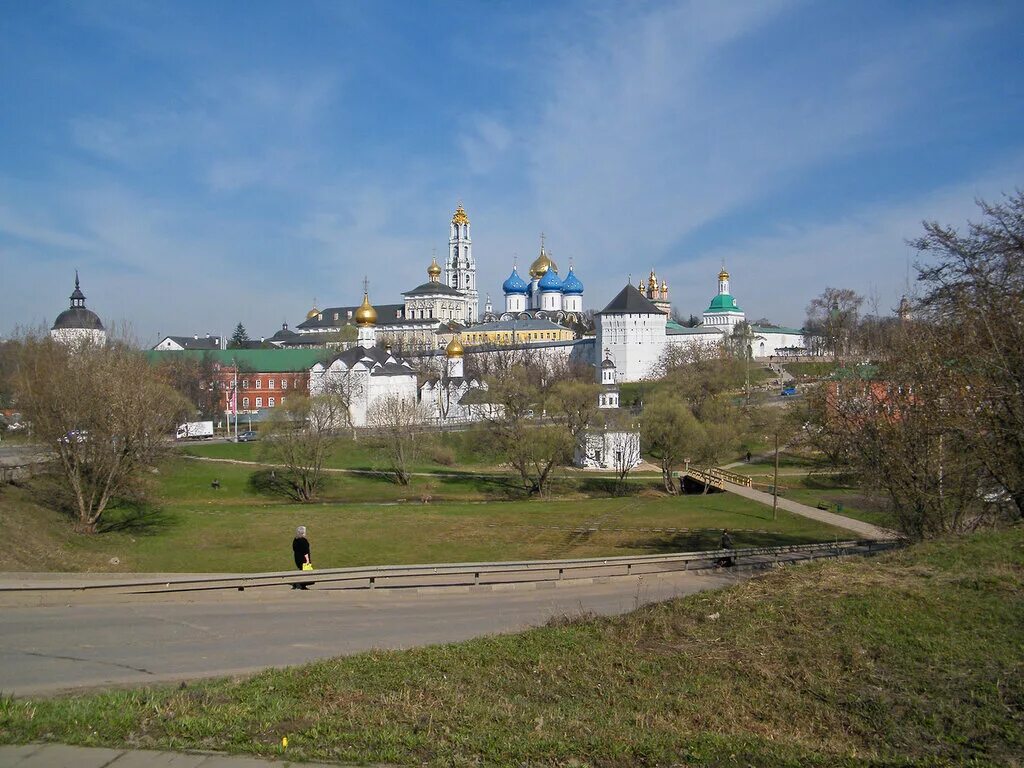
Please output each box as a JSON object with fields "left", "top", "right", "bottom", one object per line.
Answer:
{"left": 529, "top": 248, "right": 557, "bottom": 278}
{"left": 452, "top": 204, "right": 469, "bottom": 225}
{"left": 502, "top": 266, "right": 529, "bottom": 295}
{"left": 719, "top": 267, "right": 730, "bottom": 282}
{"left": 427, "top": 256, "right": 442, "bottom": 281}
{"left": 52, "top": 272, "right": 104, "bottom": 331}
{"left": 601, "top": 355, "right": 616, "bottom": 369}
{"left": 354, "top": 292, "right": 377, "bottom": 326}
{"left": 446, "top": 336, "right": 465, "bottom": 358}
{"left": 538, "top": 267, "right": 563, "bottom": 291}
{"left": 661, "top": 280, "right": 668, "bottom": 292}
{"left": 306, "top": 303, "right": 320, "bottom": 320}
{"left": 561, "top": 267, "right": 584, "bottom": 295}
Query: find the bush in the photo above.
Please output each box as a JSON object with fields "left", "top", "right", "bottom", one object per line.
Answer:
{"left": 427, "top": 444, "right": 456, "bottom": 466}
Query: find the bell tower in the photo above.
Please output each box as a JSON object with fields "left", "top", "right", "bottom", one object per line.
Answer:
{"left": 447, "top": 203, "right": 477, "bottom": 323}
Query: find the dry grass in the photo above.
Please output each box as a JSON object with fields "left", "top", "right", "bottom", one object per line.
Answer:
{"left": 2, "top": 528, "right": 1021, "bottom": 766}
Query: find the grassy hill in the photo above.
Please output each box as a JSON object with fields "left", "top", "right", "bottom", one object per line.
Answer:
{"left": 2, "top": 528, "right": 1020, "bottom": 766}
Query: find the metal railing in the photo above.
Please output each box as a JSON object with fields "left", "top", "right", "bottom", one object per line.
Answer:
{"left": 1, "top": 539, "right": 901, "bottom": 596}
{"left": 685, "top": 467, "right": 754, "bottom": 489}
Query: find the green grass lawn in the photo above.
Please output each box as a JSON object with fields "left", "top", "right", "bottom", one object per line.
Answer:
{"left": 3, "top": 529, "right": 1019, "bottom": 766}
{"left": 0, "top": 454, "right": 847, "bottom": 573}
{"left": 783, "top": 361, "right": 839, "bottom": 378}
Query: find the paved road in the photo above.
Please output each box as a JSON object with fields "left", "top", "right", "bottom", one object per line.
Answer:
{"left": 0, "top": 744, "right": 342, "bottom": 768}
{"left": 0, "top": 570, "right": 740, "bottom": 697}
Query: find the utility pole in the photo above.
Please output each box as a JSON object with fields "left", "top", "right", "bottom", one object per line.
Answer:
{"left": 772, "top": 429, "right": 780, "bottom": 521}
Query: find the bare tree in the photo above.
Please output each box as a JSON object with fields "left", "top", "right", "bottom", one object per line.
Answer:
{"left": 806, "top": 287, "right": 864, "bottom": 360}
{"left": 13, "top": 335, "right": 189, "bottom": 533}
{"left": 604, "top": 412, "right": 642, "bottom": 495}
{"left": 911, "top": 192, "right": 1024, "bottom": 519}
{"left": 365, "top": 395, "right": 431, "bottom": 485}
{"left": 261, "top": 392, "right": 349, "bottom": 501}
{"left": 484, "top": 365, "right": 575, "bottom": 495}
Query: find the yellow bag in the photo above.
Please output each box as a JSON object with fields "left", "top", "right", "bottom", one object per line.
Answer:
{"left": 302, "top": 563, "right": 314, "bottom": 571}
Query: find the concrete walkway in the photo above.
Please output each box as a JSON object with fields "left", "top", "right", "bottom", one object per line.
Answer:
{"left": 0, "top": 744, "right": 348, "bottom": 767}
{"left": 723, "top": 481, "right": 896, "bottom": 539}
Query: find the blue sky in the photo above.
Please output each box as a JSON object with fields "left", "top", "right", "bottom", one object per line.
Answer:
{"left": 1, "top": 0, "right": 1022, "bottom": 342}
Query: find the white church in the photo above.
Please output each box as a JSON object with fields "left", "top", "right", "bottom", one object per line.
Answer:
{"left": 308, "top": 291, "right": 419, "bottom": 427}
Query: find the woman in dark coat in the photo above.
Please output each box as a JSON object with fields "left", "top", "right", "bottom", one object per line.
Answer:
{"left": 292, "top": 525, "right": 312, "bottom": 589}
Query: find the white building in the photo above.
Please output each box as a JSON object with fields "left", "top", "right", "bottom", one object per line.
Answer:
{"left": 594, "top": 283, "right": 667, "bottom": 383}
{"left": 50, "top": 273, "right": 106, "bottom": 347}
{"left": 152, "top": 334, "right": 223, "bottom": 351}
{"left": 575, "top": 353, "right": 642, "bottom": 471}
{"left": 308, "top": 291, "right": 418, "bottom": 428}
{"left": 418, "top": 336, "right": 492, "bottom": 423}
{"left": 594, "top": 268, "right": 807, "bottom": 383}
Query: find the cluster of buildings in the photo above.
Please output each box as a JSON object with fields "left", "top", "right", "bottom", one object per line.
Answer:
{"left": 45, "top": 203, "right": 817, "bottom": 467}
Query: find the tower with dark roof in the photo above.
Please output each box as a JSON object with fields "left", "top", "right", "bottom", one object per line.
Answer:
{"left": 50, "top": 272, "right": 106, "bottom": 346}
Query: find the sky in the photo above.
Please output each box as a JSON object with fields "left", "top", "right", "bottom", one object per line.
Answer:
{"left": 1, "top": 0, "right": 1022, "bottom": 343}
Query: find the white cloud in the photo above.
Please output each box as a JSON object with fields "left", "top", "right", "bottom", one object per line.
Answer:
{"left": 664, "top": 158, "right": 1024, "bottom": 327}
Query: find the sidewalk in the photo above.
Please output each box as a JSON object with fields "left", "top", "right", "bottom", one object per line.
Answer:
{"left": 723, "top": 481, "right": 897, "bottom": 539}
{"left": 0, "top": 744, "right": 363, "bottom": 767}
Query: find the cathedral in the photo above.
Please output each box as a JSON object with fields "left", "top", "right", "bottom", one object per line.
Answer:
{"left": 294, "top": 204, "right": 588, "bottom": 351}
{"left": 482, "top": 236, "right": 587, "bottom": 329}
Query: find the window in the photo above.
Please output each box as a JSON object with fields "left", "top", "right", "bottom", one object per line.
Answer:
{"left": 282, "top": 379, "right": 288, "bottom": 390}
{"left": 243, "top": 397, "right": 250, "bottom": 408}
{"left": 268, "top": 397, "right": 275, "bottom": 407}
{"left": 268, "top": 379, "right": 275, "bottom": 389}
{"left": 255, "top": 397, "right": 263, "bottom": 408}
{"left": 280, "top": 396, "right": 285, "bottom": 404}
{"left": 294, "top": 378, "right": 300, "bottom": 388}
{"left": 242, "top": 380, "right": 249, "bottom": 389}
{"left": 255, "top": 379, "right": 262, "bottom": 388}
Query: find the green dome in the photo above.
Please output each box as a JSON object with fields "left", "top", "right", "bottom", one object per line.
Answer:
{"left": 706, "top": 293, "right": 743, "bottom": 313}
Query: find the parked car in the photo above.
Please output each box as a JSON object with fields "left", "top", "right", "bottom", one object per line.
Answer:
{"left": 780, "top": 385, "right": 798, "bottom": 397}
{"left": 238, "top": 430, "right": 259, "bottom": 442}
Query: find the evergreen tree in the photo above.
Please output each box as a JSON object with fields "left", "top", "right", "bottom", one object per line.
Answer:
{"left": 228, "top": 323, "right": 249, "bottom": 349}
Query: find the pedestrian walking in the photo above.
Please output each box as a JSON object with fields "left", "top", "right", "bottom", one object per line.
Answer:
{"left": 292, "top": 525, "right": 312, "bottom": 590}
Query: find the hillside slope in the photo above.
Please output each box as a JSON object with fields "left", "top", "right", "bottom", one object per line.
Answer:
{"left": 2, "top": 528, "right": 1022, "bottom": 766}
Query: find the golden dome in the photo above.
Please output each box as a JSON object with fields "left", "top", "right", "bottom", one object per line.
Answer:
{"left": 306, "top": 304, "right": 320, "bottom": 320}
{"left": 648, "top": 270, "right": 657, "bottom": 291}
{"left": 452, "top": 204, "right": 469, "bottom": 226}
{"left": 719, "top": 267, "right": 730, "bottom": 282}
{"left": 427, "top": 256, "right": 442, "bottom": 281}
{"left": 529, "top": 248, "right": 558, "bottom": 278}
{"left": 354, "top": 292, "right": 377, "bottom": 326}
{"left": 637, "top": 279, "right": 645, "bottom": 293}
{"left": 445, "top": 336, "right": 464, "bottom": 358}
{"left": 661, "top": 280, "right": 668, "bottom": 292}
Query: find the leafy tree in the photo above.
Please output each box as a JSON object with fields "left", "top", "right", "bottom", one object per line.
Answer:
{"left": 641, "top": 393, "right": 705, "bottom": 493}
{"left": 13, "top": 334, "right": 189, "bottom": 532}
{"left": 228, "top": 323, "right": 250, "bottom": 349}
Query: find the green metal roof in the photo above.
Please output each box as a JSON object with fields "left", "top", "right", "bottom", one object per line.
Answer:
{"left": 705, "top": 293, "right": 743, "bottom": 313}
{"left": 145, "top": 348, "right": 326, "bottom": 372}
